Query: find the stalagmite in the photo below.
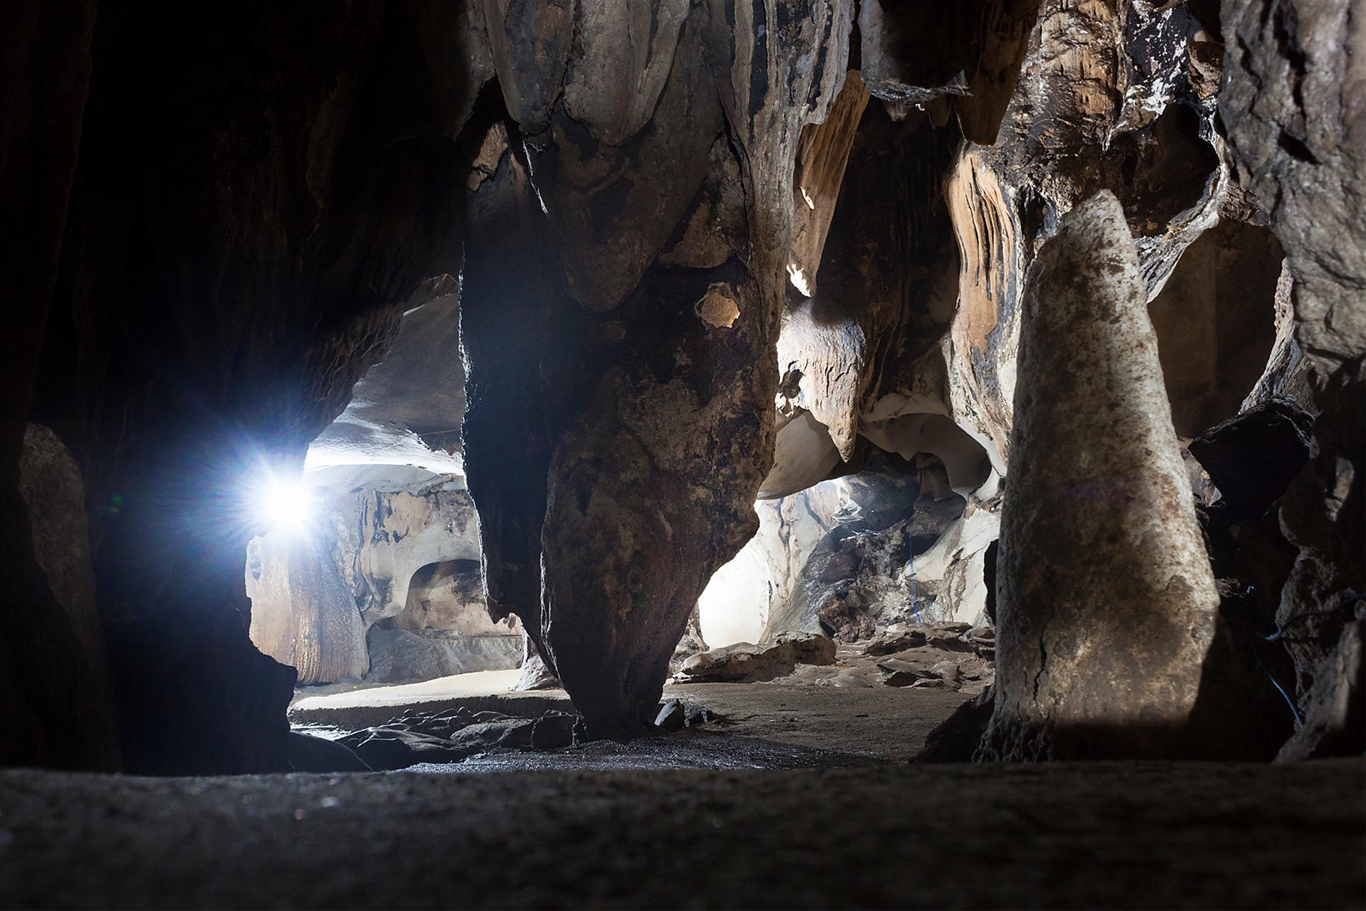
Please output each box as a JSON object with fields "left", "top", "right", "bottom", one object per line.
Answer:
{"left": 981, "top": 190, "right": 1220, "bottom": 760}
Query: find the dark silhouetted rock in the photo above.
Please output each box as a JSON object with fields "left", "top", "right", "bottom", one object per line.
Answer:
{"left": 1276, "top": 619, "right": 1366, "bottom": 762}
{"left": 530, "top": 713, "right": 578, "bottom": 749}
{"left": 287, "top": 732, "right": 372, "bottom": 773}
{"left": 1189, "top": 398, "right": 1314, "bottom": 525}
{"left": 917, "top": 688, "right": 996, "bottom": 762}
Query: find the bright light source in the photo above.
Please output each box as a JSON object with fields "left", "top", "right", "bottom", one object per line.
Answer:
{"left": 250, "top": 471, "right": 313, "bottom": 536}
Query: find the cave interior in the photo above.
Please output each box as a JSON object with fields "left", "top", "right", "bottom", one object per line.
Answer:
{"left": 2, "top": 0, "right": 1364, "bottom": 907}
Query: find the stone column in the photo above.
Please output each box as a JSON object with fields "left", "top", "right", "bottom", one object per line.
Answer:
{"left": 981, "top": 191, "right": 1220, "bottom": 760}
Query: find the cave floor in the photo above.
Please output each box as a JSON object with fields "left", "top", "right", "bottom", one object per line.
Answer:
{"left": 288, "top": 672, "right": 973, "bottom": 765}
{"left": 2, "top": 676, "right": 1363, "bottom": 909}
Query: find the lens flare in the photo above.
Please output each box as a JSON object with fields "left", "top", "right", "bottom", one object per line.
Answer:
{"left": 250, "top": 471, "right": 313, "bottom": 535}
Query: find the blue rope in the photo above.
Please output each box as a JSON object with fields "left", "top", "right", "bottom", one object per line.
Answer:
{"left": 1252, "top": 643, "right": 1304, "bottom": 729}
{"left": 1229, "top": 587, "right": 1300, "bottom": 732}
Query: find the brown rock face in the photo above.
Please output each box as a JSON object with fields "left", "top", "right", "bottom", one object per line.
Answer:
{"left": 982, "top": 192, "right": 1220, "bottom": 760}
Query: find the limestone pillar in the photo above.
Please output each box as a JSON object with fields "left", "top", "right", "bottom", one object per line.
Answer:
{"left": 981, "top": 191, "right": 1219, "bottom": 760}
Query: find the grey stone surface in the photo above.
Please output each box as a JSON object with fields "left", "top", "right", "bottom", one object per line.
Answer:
{"left": 0, "top": 758, "right": 1359, "bottom": 908}
{"left": 677, "top": 633, "right": 837, "bottom": 683}
{"left": 365, "top": 629, "right": 522, "bottom": 685}
{"left": 984, "top": 191, "right": 1220, "bottom": 760}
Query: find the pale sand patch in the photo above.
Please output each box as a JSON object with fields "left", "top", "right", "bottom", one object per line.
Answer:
{"left": 290, "top": 668, "right": 524, "bottom": 711}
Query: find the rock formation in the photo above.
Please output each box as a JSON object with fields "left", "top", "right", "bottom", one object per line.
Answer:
{"left": 981, "top": 191, "right": 1220, "bottom": 760}
{"left": 245, "top": 478, "right": 521, "bottom": 685}
{"left": 1220, "top": 0, "right": 1366, "bottom": 729}
{"left": 245, "top": 529, "right": 366, "bottom": 686}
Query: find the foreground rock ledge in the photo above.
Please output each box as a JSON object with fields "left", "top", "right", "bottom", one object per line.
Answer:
{"left": 982, "top": 191, "right": 1220, "bottom": 760}
{"left": 0, "top": 760, "right": 1360, "bottom": 909}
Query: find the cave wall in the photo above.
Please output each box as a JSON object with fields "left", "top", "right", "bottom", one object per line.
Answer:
{"left": 1220, "top": 0, "right": 1366, "bottom": 756}
{"left": 0, "top": 0, "right": 118, "bottom": 770}
{"left": 244, "top": 479, "right": 515, "bottom": 687}
{"left": 9, "top": 0, "right": 484, "bottom": 772}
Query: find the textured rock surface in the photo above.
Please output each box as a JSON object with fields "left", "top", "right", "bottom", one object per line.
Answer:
{"left": 1276, "top": 619, "right": 1366, "bottom": 761}
{"left": 678, "top": 633, "right": 837, "bottom": 684}
{"left": 778, "top": 493, "right": 967, "bottom": 640}
{"left": 245, "top": 533, "right": 368, "bottom": 686}
{"left": 365, "top": 629, "right": 522, "bottom": 685}
{"left": 460, "top": 0, "right": 860, "bottom": 737}
{"left": 983, "top": 192, "right": 1220, "bottom": 760}
{"left": 704, "top": 449, "right": 982, "bottom": 647}
{"left": 247, "top": 479, "right": 511, "bottom": 686}
{"left": 16, "top": 425, "right": 117, "bottom": 750}
{"left": 1220, "top": 0, "right": 1366, "bottom": 738}
{"left": 0, "top": 759, "right": 1360, "bottom": 908}
{"left": 329, "top": 487, "right": 482, "bottom": 625}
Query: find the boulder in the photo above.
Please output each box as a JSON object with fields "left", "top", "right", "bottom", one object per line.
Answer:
{"left": 677, "top": 633, "right": 837, "bottom": 683}
{"left": 916, "top": 688, "right": 997, "bottom": 763}
{"left": 449, "top": 719, "right": 536, "bottom": 751}
{"left": 287, "top": 732, "right": 372, "bottom": 773}
{"left": 338, "top": 728, "right": 481, "bottom": 771}
{"left": 329, "top": 706, "right": 584, "bottom": 769}
{"left": 530, "top": 713, "right": 578, "bottom": 749}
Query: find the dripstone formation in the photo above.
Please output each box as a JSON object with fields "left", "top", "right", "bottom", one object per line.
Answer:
{"left": 1, "top": 0, "right": 1361, "bottom": 769}
{"left": 983, "top": 191, "right": 1220, "bottom": 760}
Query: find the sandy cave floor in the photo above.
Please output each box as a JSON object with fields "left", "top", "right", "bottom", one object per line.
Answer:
{"left": 0, "top": 673, "right": 1363, "bottom": 909}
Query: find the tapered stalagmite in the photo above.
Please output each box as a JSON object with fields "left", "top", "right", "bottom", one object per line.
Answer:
{"left": 982, "top": 191, "right": 1219, "bottom": 760}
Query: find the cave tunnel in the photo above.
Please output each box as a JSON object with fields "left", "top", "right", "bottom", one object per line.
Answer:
{"left": 2, "top": 0, "right": 1362, "bottom": 907}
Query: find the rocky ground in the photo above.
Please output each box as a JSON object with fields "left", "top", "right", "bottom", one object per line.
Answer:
{"left": 283, "top": 628, "right": 992, "bottom": 772}
{"left": 1, "top": 669, "right": 1362, "bottom": 909}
